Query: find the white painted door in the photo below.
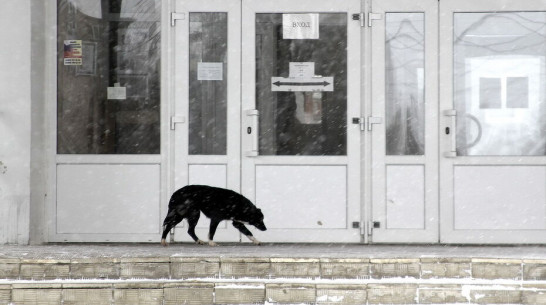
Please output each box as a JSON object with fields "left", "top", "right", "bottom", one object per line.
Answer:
{"left": 172, "top": 0, "right": 241, "bottom": 242}
{"left": 241, "top": 0, "right": 362, "bottom": 242}
{"left": 440, "top": 0, "right": 546, "bottom": 243}
{"left": 369, "top": 0, "right": 439, "bottom": 242}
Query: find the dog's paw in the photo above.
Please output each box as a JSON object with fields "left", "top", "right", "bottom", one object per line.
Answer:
{"left": 196, "top": 239, "right": 207, "bottom": 245}
{"left": 249, "top": 236, "right": 261, "bottom": 245}
{"left": 161, "top": 239, "right": 168, "bottom": 247}
{"left": 208, "top": 241, "right": 218, "bottom": 247}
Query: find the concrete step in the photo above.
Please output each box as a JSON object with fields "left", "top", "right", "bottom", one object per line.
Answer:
{"left": 2, "top": 255, "right": 546, "bottom": 304}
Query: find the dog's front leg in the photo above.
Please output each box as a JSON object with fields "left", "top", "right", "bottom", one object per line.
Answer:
{"left": 232, "top": 221, "right": 261, "bottom": 245}
{"left": 208, "top": 219, "right": 221, "bottom": 246}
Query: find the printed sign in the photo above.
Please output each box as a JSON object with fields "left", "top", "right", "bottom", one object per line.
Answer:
{"left": 271, "top": 76, "right": 333, "bottom": 92}
{"left": 107, "top": 83, "right": 127, "bottom": 100}
{"left": 289, "top": 62, "right": 315, "bottom": 79}
{"left": 198, "top": 62, "right": 223, "bottom": 81}
{"left": 283, "top": 14, "right": 319, "bottom": 39}
{"left": 63, "top": 40, "right": 83, "bottom": 65}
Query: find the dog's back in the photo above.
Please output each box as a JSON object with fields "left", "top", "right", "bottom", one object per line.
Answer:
{"left": 170, "top": 185, "right": 251, "bottom": 218}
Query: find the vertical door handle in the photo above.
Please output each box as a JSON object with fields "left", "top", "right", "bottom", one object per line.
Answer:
{"left": 245, "top": 109, "right": 259, "bottom": 156}
{"left": 443, "top": 109, "right": 457, "bottom": 158}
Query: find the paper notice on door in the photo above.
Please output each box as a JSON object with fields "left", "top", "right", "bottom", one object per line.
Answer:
{"left": 197, "top": 62, "right": 223, "bottom": 80}
{"left": 289, "top": 62, "right": 315, "bottom": 79}
{"left": 107, "top": 83, "right": 126, "bottom": 100}
{"left": 283, "top": 14, "right": 319, "bottom": 39}
{"left": 63, "top": 40, "right": 83, "bottom": 65}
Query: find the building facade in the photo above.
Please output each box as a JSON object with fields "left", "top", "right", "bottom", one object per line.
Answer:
{"left": 2, "top": 0, "right": 546, "bottom": 245}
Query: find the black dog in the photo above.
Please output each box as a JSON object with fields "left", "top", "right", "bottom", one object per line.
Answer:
{"left": 161, "top": 185, "right": 266, "bottom": 246}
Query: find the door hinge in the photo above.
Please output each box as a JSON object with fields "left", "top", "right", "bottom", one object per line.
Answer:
{"left": 171, "top": 12, "right": 185, "bottom": 27}
{"left": 367, "top": 116, "right": 383, "bottom": 131}
{"left": 170, "top": 116, "right": 185, "bottom": 130}
{"left": 352, "top": 13, "right": 365, "bottom": 27}
{"left": 368, "top": 12, "right": 382, "bottom": 27}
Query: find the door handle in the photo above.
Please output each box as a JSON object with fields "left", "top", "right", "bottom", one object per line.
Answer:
{"left": 170, "top": 116, "right": 185, "bottom": 130}
{"left": 443, "top": 109, "right": 457, "bottom": 158}
{"left": 245, "top": 109, "right": 259, "bottom": 156}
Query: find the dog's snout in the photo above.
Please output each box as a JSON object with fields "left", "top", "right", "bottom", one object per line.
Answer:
{"left": 256, "top": 223, "right": 267, "bottom": 231}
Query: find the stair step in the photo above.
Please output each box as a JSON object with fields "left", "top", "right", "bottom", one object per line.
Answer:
{"left": 2, "top": 256, "right": 546, "bottom": 303}
{"left": 2, "top": 278, "right": 546, "bottom": 304}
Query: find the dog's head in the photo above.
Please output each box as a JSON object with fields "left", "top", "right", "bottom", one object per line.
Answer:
{"left": 250, "top": 208, "right": 267, "bottom": 231}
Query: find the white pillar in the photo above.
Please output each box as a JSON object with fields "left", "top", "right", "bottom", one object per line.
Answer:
{"left": 0, "top": 0, "right": 31, "bottom": 244}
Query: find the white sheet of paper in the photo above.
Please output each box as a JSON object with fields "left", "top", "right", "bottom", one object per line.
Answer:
{"left": 289, "top": 62, "right": 315, "bottom": 79}
{"left": 107, "top": 86, "right": 126, "bottom": 100}
{"left": 283, "top": 14, "right": 319, "bottom": 39}
{"left": 198, "top": 62, "right": 223, "bottom": 81}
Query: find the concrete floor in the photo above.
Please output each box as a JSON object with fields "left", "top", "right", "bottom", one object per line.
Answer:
{"left": 1, "top": 243, "right": 546, "bottom": 259}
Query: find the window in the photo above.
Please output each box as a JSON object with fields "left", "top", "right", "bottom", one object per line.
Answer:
{"left": 57, "top": 0, "right": 161, "bottom": 154}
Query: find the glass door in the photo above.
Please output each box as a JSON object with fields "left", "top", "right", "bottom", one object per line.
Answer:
{"left": 369, "top": 0, "right": 439, "bottom": 242}
{"left": 241, "top": 0, "right": 362, "bottom": 242}
{"left": 172, "top": 0, "right": 241, "bottom": 242}
{"left": 440, "top": 0, "right": 546, "bottom": 243}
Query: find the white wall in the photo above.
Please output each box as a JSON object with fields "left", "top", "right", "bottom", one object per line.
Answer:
{"left": 0, "top": 0, "right": 31, "bottom": 244}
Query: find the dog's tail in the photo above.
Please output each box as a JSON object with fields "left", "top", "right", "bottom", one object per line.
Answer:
{"left": 161, "top": 194, "right": 193, "bottom": 246}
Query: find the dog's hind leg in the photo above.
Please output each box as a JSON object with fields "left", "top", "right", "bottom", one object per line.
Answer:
{"left": 232, "top": 221, "right": 261, "bottom": 245}
{"left": 186, "top": 209, "right": 206, "bottom": 245}
{"left": 207, "top": 219, "right": 221, "bottom": 246}
{"left": 161, "top": 211, "right": 183, "bottom": 247}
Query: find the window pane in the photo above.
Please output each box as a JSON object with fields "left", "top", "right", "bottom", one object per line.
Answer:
{"left": 57, "top": 0, "right": 161, "bottom": 154}
{"left": 507, "top": 77, "right": 529, "bottom": 108}
{"left": 189, "top": 13, "right": 227, "bottom": 155}
{"left": 255, "top": 13, "right": 347, "bottom": 156}
{"left": 385, "top": 13, "right": 425, "bottom": 155}
{"left": 454, "top": 12, "right": 546, "bottom": 156}
{"left": 479, "top": 78, "right": 501, "bottom": 109}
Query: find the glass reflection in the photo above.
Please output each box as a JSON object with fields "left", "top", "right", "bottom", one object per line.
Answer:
{"left": 454, "top": 12, "right": 546, "bottom": 156}
{"left": 189, "top": 13, "right": 227, "bottom": 155}
{"left": 255, "top": 13, "right": 347, "bottom": 156}
{"left": 385, "top": 13, "right": 425, "bottom": 155}
{"left": 57, "top": 0, "right": 161, "bottom": 154}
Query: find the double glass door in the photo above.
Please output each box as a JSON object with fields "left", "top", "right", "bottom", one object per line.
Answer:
{"left": 371, "top": 0, "right": 546, "bottom": 244}
{"left": 173, "top": 0, "right": 362, "bottom": 243}
{"left": 172, "top": 0, "right": 546, "bottom": 244}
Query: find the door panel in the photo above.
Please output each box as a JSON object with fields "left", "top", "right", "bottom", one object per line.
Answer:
{"left": 242, "top": 0, "right": 362, "bottom": 243}
{"left": 172, "top": 0, "right": 241, "bottom": 242}
{"left": 440, "top": 0, "right": 546, "bottom": 243}
{"left": 370, "top": 0, "right": 439, "bottom": 242}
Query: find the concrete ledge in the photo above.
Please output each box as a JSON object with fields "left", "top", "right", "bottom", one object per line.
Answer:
{"left": 370, "top": 258, "right": 420, "bottom": 279}
{"left": 0, "top": 280, "right": 545, "bottom": 304}
{"left": 320, "top": 258, "right": 370, "bottom": 279}
{"left": 266, "top": 283, "right": 316, "bottom": 304}
{"left": 215, "top": 283, "right": 265, "bottom": 304}
{"left": 316, "top": 284, "right": 367, "bottom": 304}
{"left": 163, "top": 283, "right": 214, "bottom": 305}
{"left": 221, "top": 257, "right": 270, "bottom": 278}
{"left": 4, "top": 256, "right": 546, "bottom": 282}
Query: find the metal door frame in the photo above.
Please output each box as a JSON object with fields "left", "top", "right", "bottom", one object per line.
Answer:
{"left": 241, "top": 0, "right": 363, "bottom": 243}
{"left": 368, "top": 0, "right": 439, "bottom": 243}
{"left": 439, "top": 0, "right": 546, "bottom": 244}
